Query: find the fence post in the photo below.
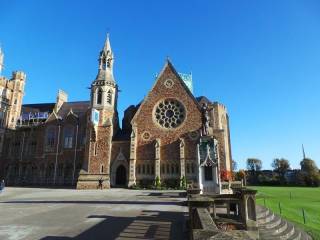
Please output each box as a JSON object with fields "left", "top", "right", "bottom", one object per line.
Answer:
{"left": 263, "top": 197, "right": 266, "bottom": 207}
{"left": 278, "top": 202, "right": 282, "bottom": 215}
{"left": 302, "top": 208, "right": 306, "bottom": 224}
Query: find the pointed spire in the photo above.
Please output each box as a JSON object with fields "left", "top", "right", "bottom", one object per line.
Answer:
{"left": 96, "top": 34, "right": 115, "bottom": 83}
{"left": 302, "top": 144, "right": 306, "bottom": 159}
{"left": 103, "top": 33, "right": 112, "bottom": 53}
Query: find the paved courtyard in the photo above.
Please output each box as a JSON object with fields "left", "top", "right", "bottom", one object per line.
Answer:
{"left": 0, "top": 188, "right": 188, "bottom": 240}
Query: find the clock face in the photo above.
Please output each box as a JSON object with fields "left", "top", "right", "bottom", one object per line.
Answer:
{"left": 153, "top": 99, "right": 186, "bottom": 129}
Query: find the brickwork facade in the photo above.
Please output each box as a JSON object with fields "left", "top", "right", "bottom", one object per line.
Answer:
{"left": 0, "top": 36, "right": 233, "bottom": 189}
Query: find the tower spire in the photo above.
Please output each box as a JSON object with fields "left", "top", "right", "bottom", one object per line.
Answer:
{"left": 104, "top": 33, "right": 112, "bottom": 53}
{"left": 96, "top": 33, "right": 114, "bottom": 82}
{"left": 302, "top": 144, "right": 306, "bottom": 159}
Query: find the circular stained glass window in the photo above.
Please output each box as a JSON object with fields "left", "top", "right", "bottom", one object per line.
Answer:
{"left": 154, "top": 99, "right": 186, "bottom": 129}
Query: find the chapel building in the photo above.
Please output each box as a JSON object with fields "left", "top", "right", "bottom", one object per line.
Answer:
{"left": 0, "top": 36, "right": 233, "bottom": 193}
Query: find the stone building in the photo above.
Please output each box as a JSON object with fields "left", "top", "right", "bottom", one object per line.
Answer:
{"left": 0, "top": 36, "right": 233, "bottom": 192}
{"left": 0, "top": 47, "right": 26, "bottom": 153}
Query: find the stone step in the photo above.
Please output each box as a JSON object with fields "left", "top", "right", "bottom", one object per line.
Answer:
{"left": 300, "top": 231, "right": 313, "bottom": 240}
{"left": 276, "top": 222, "right": 295, "bottom": 239}
{"left": 272, "top": 219, "right": 288, "bottom": 235}
{"left": 257, "top": 209, "right": 269, "bottom": 220}
{"left": 288, "top": 230, "right": 301, "bottom": 240}
{"left": 256, "top": 208, "right": 269, "bottom": 218}
{"left": 260, "top": 219, "right": 288, "bottom": 236}
{"left": 256, "top": 206, "right": 269, "bottom": 219}
{"left": 258, "top": 211, "right": 275, "bottom": 225}
{"left": 260, "top": 215, "right": 282, "bottom": 229}
{"left": 257, "top": 206, "right": 313, "bottom": 240}
{"left": 259, "top": 235, "right": 282, "bottom": 240}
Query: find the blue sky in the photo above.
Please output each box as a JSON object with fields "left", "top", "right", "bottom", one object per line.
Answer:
{"left": 1, "top": 0, "right": 319, "bottom": 170}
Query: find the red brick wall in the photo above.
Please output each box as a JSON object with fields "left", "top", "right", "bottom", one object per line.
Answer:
{"left": 132, "top": 62, "right": 202, "bottom": 174}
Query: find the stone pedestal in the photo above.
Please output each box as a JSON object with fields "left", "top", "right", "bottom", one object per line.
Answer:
{"left": 155, "top": 159, "right": 160, "bottom": 179}
{"left": 128, "top": 159, "right": 136, "bottom": 187}
{"left": 236, "top": 188, "right": 258, "bottom": 231}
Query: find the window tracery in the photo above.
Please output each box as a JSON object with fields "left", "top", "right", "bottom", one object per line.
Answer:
{"left": 154, "top": 99, "right": 185, "bottom": 129}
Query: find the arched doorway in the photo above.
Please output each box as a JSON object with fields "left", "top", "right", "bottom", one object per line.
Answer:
{"left": 116, "top": 165, "right": 127, "bottom": 186}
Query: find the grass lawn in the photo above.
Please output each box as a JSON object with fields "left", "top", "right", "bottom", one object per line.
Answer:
{"left": 251, "top": 186, "right": 320, "bottom": 239}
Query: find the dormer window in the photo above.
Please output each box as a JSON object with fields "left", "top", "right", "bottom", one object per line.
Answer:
{"left": 97, "top": 88, "right": 103, "bottom": 105}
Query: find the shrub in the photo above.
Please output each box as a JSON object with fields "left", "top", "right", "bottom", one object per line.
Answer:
{"left": 154, "top": 176, "right": 161, "bottom": 189}
{"left": 161, "top": 179, "right": 179, "bottom": 189}
{"left": 180, "top": 176, "right": 187, "bottom": 189}
{"left": 139, "top": 179, "right": 154, "bottom": 189}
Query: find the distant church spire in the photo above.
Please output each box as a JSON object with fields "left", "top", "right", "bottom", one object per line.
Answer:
{"left": 302, "top": 144, "right": 306, "bottom": 159}
{"left": 96, "top": 33, "right": 115, "bottom": 83}
{"left": 0, "top": 46, "right": 4, "bottom": 75}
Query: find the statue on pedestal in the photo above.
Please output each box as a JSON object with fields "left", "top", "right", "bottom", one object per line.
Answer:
{"left": 201, "top": 103, "right": 211, "bottom": 136}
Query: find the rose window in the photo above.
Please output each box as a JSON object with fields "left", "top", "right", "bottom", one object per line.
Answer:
{"left": 154, "top": 99, "right": 185, "bottom": 129}
{"left": 164, "top": 79, "right": 174, "bottom": 88}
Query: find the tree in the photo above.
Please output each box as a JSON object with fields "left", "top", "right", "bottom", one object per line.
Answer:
{"left": 300, "top": 158, "right": 318, "bottom": 172}
{"left": 237, "top": 169, "right": 247, "bottom": 186}
{"left": 247, "top": 158, "right": 262, "bottom": 173}
{"left": 300, "top": 158, "right": 320, "bottom": 186}
{"left": 272, "top": 158, "right": 290, "bottom": 184}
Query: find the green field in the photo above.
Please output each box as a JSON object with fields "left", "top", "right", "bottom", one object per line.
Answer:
{"left": 251, "top": 186, "right": 320, "bottom": 239}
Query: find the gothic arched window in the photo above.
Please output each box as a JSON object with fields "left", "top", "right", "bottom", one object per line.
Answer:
{"left": 63, "top": 126, "right": 74, "bottom": 149}
{"left": 107, "top": 89, "right": 113, "bottom": 104}
{"left": 97, "top": 88, "right": 103, "bottom": 105}
{"left": 45, "top": 126, "right": 56, "bottom": 152}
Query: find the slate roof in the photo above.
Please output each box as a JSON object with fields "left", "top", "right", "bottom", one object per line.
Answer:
{"left": 21, "top": 101, "right": 90, "bottom": 119}
{"left": 22, "top": 103, "right": 55, "bottom": 113}
{"left": 57, "top": 101, "right": 90, "bottom": 118}
{"left": 196, "top": 96, "right": 211, "bottom": 104}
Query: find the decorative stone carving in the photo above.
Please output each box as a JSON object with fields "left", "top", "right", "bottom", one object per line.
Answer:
{"left": 128, "top": 129, "right": 137, "bottom": 187}
{"left": 155, "top": 138, "right": 161, "bottom": 179}
{"left": 164, "top": 78, "right": 174, "bottom": 88}
{"left": 179, "top": 138, "right": 186, "bottom": 178}
{"left": 141, "top": 131, "right": 151, "bottom": 141}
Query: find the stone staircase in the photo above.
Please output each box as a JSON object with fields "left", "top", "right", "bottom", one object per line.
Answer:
{"left": 256, "top": 205, "right": 313, "bottom": 240}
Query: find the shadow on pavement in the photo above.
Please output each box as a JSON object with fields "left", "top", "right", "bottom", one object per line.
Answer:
{"left": 41, "top": 210, "right": 187, "bottom": 240}
{"left": 0, "top": 200, "right": 183, "bottom": 206}
{"left": 135, "top": 192, "right": 187, "bottom": 198}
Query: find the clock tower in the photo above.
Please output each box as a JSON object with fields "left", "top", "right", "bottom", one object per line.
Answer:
{"left": 77, "top": 34, "right": 119, "bottom": 189}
